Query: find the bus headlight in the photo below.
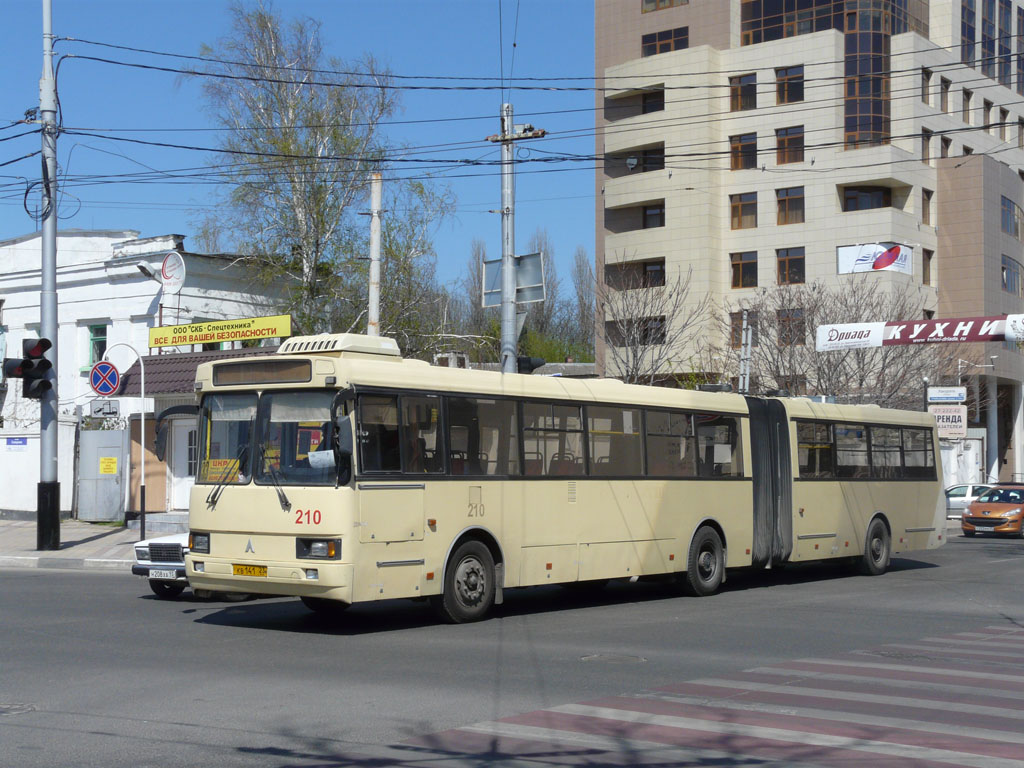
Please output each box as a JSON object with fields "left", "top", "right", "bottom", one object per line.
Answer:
{"left": 190, "top": 532, "right": 210, "bottom": 553}
{"left": 297, "top": 538, "right": 340, "bottom": 560}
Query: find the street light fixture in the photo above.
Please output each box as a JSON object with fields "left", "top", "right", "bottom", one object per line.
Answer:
{"left": 957, "top": 356, "right": 996, "bottom": 385}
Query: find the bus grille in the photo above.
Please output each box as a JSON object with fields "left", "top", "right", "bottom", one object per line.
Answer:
{"left": 149, "top": 543, "right": 184, "bottom": 562}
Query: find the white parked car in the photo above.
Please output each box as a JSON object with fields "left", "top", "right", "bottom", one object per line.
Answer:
{"left": 132, "top": 533, "right": 189, "bottom": 599}
{"left": 945, "top": 484, "right": 993, "bottom": 518}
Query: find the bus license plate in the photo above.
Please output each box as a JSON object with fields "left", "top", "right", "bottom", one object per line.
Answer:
{"left": 233, "top": 564, "right": 268, "bottom": 577}
{"left": 149, "top": 569, "right": 177, "bottom": 580}
{"left": 975, "top": 526, "right": 995, "bottom": 532}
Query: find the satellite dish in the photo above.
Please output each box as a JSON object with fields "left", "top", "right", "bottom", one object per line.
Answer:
{"left": 160, "top": 251, "right": 186, "bottom": 294}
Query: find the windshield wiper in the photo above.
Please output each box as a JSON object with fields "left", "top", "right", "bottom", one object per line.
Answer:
{"left": 206, "top": 443, "right": 249, "bottom": 508}
{"left": 257, "top": 443, "right": 292, "bottom": 512}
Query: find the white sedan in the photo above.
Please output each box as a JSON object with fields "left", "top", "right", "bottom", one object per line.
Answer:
{"left": 132, "top": 533, "right": 189, "bottom": 599}
{"left": 945, "top": 484, "right": 993, "bottom": 518}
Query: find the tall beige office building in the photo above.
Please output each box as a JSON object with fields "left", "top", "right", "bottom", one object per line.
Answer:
{"left": 595, "top": 0, "right": 1024, "bottom": 483}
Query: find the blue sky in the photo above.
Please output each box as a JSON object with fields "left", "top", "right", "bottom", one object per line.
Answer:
{"left": 2, "top": 0, "right": 596, "bottom": 289}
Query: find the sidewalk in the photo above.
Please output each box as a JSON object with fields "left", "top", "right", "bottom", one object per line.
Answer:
{"left": 0, "top": 519, "right": 141, "bottom": 571}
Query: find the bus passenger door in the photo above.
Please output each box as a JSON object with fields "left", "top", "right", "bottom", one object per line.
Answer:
{"left": 745, "top": 398, "right": 793, "bottom": 568}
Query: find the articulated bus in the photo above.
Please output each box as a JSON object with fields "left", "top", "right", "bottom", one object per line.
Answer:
{"left": 184, "top": 333, "right": 945, "bottom": 623}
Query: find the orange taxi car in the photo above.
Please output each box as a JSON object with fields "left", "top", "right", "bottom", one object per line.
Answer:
{"left": 962, "top": 484, "right": 1024, "bottom": 538}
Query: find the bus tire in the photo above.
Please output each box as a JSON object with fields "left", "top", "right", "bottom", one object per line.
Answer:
{"left": 859, "top": 518, "right": 890, "bottom": 576}
{"left": 684, "top": 527, "right": 724, "bottom": 597}
{"left": 300, "top": 596, "right": 349, "bottom": 614}
{"left": 149, "top": 580, "right": 186, "bottom": 599}
{"left": 437, "top": 540, "right": 495, "bottom": 623}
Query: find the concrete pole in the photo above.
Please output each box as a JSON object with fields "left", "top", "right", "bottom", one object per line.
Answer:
{"left": 986, "top": 375, "right": 999, "bottom": 483}
{"left": 1013, "top": 382, "right": 1024, "bottom": 482}
{"left": 37, "top": 0, "right": 60, "bottom": 550}
{"left": 500, "top": 104, "right": 516, "bottom": 374}
{"left": 367, "top": 171, "right": 382, "bottom": 337}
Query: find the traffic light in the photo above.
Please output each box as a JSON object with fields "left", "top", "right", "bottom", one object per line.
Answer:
{"left": 516, "top": 356, "right": 546, "bottom": 374}
{"left": 2, "top": 338, "right": 53, "bottom": 400}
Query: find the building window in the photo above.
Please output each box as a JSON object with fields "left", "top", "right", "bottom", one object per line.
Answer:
{"left": 999, "top": 108, "right": 1009, "bottom": 140}
{"left": 941, "top": 77, "right": 951, "bottom": 112}
{"left": 730, "top": 133, "right": 757, "bottom": 170}
{"left": 1019, "top": 118, "right": 1024, "bottom": 148}
{"left": 641, "top": 88, "right": 665, "bottom": 114}
{"left": 963, "top": 88, "right": 973, "bottom": 123}
{"left": 984, "top": 99, "right": 993, "bottom": 133}
{"left": 730, "top": 192, "right": 757, "bottom": 229}
{"left": 642, "top": 26, "right": 688, "bottom": 57}
{"left": 1003, "top": 254, "right": 1023, "bottom": 296}
{"left": 921, "top": 128, "right": 932, "bottom": 164}
{"left": 776, "top": 125, "right": 804, "bottom": 164}
{"left": 624, "top": 146, "right": 664, "bottom": 173}
{"left": 1018, "top": 7, "right": 1024, "bottom": 95}
{"left": 604, "top": 317, "right": 667, "bottom": 346}
{"left": 923, "top": 249, "right": 933, "bottom": 286}
{"left": 186, "top": 429, "right": 198, "bottom": 476}
{"left": 922, "top": 188, "right": 933, "bottom": 225}
{"left": 921, "top": 67, "right": 931, "bottom": 103}
{"left": 730, "top": 73, "right": 757, "bottom": 111}
{"left": 642, "top": 0, "right": 689, "bottom": 11}
{"left": 1002, "top": 195, "right": 1024, "bottom": 239}
{"left": 941, "top": 135, "right": 952, "bottom": 157}
{"left": 776, "top": 186, "right": 805, "bottom": 224}
{"left": 777, "top": 248, "right": 805, "bottom": 285}
{"left": 982, "top": 0, "right": 996, "bottom": 78}
{"left": 604, "top": 259, "right": 666, "bottom": 289}
{"left": 729, "top": 311, "right": 759, "bottom": 348}
{"left": 88, "top": 324, "right": 108, "bottom": 366}
{"left": 642, "top": 204, "right": 665, "bottom": 228}
{"left": 777, "top": 308, "right": 805, "bottom": 346}
{"left": 776, "top": 65, "right": 804, "bottom": 104}
{"left": 842, "top": 186, "right": 892, "bottom": 211}
{"left": 999, "top": 0, "right": 1012, "bottom": 86}
{"left": 963, "top": 0, "right": 977, "bottom": 66}
{"left": 731, "top": 251, "right": 757, "bottom": 288}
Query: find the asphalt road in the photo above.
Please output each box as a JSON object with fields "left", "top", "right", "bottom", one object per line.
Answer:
{"left": 2, "top": 528, "right": 1023, "bottom": 767}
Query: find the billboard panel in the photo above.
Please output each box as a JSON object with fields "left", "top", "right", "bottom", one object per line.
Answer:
{"left": 837, "top": 243, "right": 913, "bottom": 275}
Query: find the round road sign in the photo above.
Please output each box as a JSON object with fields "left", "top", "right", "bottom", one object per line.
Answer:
{"left": 160, "top": 251, "right": 186, "bottom": 294}
{"left": 89, "top": 361, "right": 120, "bottom": 397}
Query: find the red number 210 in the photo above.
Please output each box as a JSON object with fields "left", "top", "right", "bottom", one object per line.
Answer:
{"left": 295, "top": 508, "right": 321, "bottom": 525}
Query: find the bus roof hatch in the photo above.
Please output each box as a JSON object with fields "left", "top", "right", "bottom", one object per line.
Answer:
{"left": 276, "top": 333, "right": 401, "bottom": 358}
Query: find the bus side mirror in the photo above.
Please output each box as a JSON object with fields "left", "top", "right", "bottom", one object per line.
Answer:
{"left": 154, "top": 423, "right": 169, "bottom": 462}
{"left": 334, "top": 414, "right": 353, "bottom": 458}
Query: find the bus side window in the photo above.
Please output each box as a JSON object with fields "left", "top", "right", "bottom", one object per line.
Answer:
{"left": 401, "top": 395, "right": 442, "bottom": 474}
{"left": 358, "top": 395, "right": 401, "bottom": 473}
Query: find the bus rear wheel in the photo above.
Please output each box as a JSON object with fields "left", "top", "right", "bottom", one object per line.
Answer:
{"left": 684, "top": 527, "right": 724, "bottom": 597}
{"left": 859, "top": 518, "right": 890, "bottom": 576}
{"left": 436, "top": 540, "right": 495, "bottom": 623}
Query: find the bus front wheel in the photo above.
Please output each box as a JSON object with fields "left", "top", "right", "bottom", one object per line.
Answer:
{"left": 684, "top": 527, "right": 724, "bottom": 597}
{"left": 859, "top": 518, "right": 890, "bottom": 576}
{"left": 436, "top": 540, "right": 495, "bottom": 623}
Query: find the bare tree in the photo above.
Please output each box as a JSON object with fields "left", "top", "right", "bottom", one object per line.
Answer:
{"left": 597, "top": 259, "right": 711, "bottom": 385}
{"left": 193, "top": 2, "right": 397, "bottom": 333}
{"left": 704, "top": 277, "right": 966, "bottom": 409}
{"left": 523, "top": 228, "right": 562, "bottom": 335}
{"left": 569, "top": 245, "right": 595, "bottom": 353}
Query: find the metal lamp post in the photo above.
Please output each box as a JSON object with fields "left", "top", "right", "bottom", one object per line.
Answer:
{"left": 105, "top": 343, "right": 146, "bottom": 540}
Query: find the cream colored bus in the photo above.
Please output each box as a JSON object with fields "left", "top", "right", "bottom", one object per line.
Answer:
{"left": 184, "top": 333, "right": 945, "bottom": 623}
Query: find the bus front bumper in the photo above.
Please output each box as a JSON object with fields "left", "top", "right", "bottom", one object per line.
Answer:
{"left": 184, "top": 555, "right": 354, "bottom": 602}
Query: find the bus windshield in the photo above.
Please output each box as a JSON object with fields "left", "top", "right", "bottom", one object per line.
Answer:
{"left": 255, "top": 391, "right": 335, "bottom": 486}
{"left": 198, "top": 393, "right": 257, "bottom": 484}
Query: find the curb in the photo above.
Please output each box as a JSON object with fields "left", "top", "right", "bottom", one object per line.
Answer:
{"left": 0, "top": 556, "right": 132, "bottom": 571}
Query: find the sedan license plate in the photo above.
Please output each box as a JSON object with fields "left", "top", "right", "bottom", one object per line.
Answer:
{"left": 233, "top": 564, "right": 268, "bottom": 577}
{"left": 975, "top": 526, "right": 995, "bottom": 532}
{"left": 148, "top": 569, "right": 177, "bottom": 580}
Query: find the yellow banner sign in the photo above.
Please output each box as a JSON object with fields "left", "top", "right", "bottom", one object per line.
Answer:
{"left": 99, "top": 456, "right": 118, "bottom": 475}
{"left": 148, "top": 315, "right": 291, "bottom": 349}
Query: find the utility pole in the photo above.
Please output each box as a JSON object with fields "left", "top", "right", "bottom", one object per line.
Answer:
{"left": 366, "top": 171, "right": 382, "bottom": 337}
{"left": 486, "top": 104, "right": 545, "bottom": 373}
{"left": 38, "top": 0, "right": 60, "bottom": 550}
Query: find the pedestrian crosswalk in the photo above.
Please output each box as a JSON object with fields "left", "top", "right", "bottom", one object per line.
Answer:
{"left": 406, "top": 625, "right": 1024, "bottom": 766}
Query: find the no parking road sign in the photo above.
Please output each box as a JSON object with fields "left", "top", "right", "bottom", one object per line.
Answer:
{"left": 89, "top": 361, "right": 120, "bottom": 397}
